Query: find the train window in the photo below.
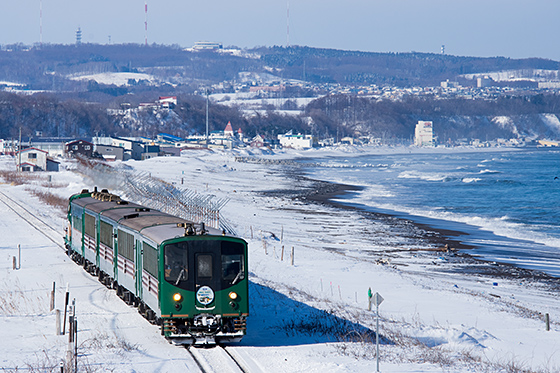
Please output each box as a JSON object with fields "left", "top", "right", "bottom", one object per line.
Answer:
{"left": 118, "top": 229, "right": 135, "bottom": 261}
{"left": 84, "top": 214, "right": 96, "bottom": 238}
{"left": 221, "top": 254, "right": 244, "bottom": 283}
{"left": 72, "top": 216, "right": 82, "bottom": 233}
{"left": 99, "top": 221, "right": 114, "bottom": 248}
{"left": 197, "top": 255, "right": 213, "bottom": 279}
{"left": 164, "top": 242, "right": 188, "bottom": 285}
{"left": 143, "top": 242, "right": 158, "bottom": 278}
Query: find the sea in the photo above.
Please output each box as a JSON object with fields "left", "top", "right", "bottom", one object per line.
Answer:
{"left": 301, "top": 148, "right": 560, "bottom": 277}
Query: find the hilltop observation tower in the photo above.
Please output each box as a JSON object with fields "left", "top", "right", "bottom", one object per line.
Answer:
{"left": 76, "top": 27, "right": 82, "bottom": 45}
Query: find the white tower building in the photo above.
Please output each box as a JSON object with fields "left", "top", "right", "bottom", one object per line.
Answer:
{"left": 414, "top": 121, "right": 434, "bottom": 147}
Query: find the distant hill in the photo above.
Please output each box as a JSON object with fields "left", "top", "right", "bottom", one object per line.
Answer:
{"left": 1, "top": 44, "right": 559, "bottom": 90}
{"left": 255, "top": 46, "right": 560, "bottom": 86}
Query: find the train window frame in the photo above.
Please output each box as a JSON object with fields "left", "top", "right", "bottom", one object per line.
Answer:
{"left": 164, "top": 242, "right": 189, "bottom": 285}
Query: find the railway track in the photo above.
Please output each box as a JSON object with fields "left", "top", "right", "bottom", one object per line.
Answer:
{"left": 187, "top": 345, "right": 266, "bottom": 373}
{"left": 0, "top": 188, "right": 265, "bottom": 373}
{"left": 0, "top": 189, "right": 64, "bottom": 249}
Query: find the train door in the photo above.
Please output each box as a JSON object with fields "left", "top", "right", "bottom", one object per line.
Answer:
{"left": 194, "top": 252, "right": 220, "bottom": 309}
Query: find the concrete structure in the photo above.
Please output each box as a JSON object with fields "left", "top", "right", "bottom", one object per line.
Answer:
{"left": 414, "top": 121, "right": 434, "bottom": 147}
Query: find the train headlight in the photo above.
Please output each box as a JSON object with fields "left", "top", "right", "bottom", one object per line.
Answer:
{"left": 229, "top": 292, "right": 238, "bottom": 300}
{"left": 173, "top": 293, "right": 183, "bottom": 302}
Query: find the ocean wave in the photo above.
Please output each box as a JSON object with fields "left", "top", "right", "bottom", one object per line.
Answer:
{"left": 462, "top": 178, "right": 481, "bottom": 183}
{"left": 478, "top": 169, "right": 501, "bottom": 174}
{"left": 317, "top": 162, "right": 391, "bottom": 169}
{"left": 398, "top": 170, "right": 452, "bottom": 182}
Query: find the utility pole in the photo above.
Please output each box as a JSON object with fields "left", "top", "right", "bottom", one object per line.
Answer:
{"left": 18, "top": 127, "right": 21, "bottom": 172}
{"left": 205, "top": 89, "right": 209, "bottom": 147}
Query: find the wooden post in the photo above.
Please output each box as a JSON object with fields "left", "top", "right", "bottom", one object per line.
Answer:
{"left": 62, "top": 285, "right": 69, "bottom": 335}
{"left": 18, "top": 244, "right": 21, "bottom": 269}
{"left": 56, "top": 309, "right": 61, "bottom": 335}
{"left": 50, "top": 283, "right": 55, "bottom": 311}
{"left": 290, "top": 246, "right": 294, "bottom": 266}
{"left": 12, "top": 256, "right": 16, "bottom": 270}
{"left": 281, "top": 246, "right": 284, "bottom": 261}
{"left": 546, "top": 313, "right": 550, "bottom": 331}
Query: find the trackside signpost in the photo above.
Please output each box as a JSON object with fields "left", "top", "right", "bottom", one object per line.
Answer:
{"left": 371, "top": 291, "right": 384, "bottom": 372}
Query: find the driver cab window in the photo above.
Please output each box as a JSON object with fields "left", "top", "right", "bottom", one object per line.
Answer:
{"left": 222, "top": 254, "right": 244, "bottom": 281}
{"left": 164, "top": 243, "right": 188, "bottom": 283}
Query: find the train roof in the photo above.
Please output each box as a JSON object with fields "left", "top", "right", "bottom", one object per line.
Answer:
{"left": 71, "top": 192, "right": 231, "bottom": 245}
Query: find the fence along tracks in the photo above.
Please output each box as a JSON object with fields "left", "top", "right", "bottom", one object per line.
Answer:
{"left": 76, "top": 160, "right": 237, "bottom": 235}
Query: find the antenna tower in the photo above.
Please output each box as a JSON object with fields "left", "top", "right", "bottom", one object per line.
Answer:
{"left": 441, "top": 44, "right": 445, "bottom": 54}
{"left": 286, "top": 0, "right": 290, "bottom": 47}
{"left": 144, "top": 1, "right": 148, "bottom": 46}
{"left": 39, "top": 0, "right": 43, "bottom": 46}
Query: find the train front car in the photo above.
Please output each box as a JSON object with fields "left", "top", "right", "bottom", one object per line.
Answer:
{"left": 157, "top": 231, "right": 248, "bottom": 345}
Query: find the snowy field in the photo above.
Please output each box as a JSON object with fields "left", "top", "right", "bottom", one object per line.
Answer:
{"left": 0, "top": 145, "right": 559, "bottom": 372}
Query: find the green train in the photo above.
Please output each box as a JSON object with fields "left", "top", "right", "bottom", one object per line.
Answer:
{"left": 64, "top": 188, "right": 248, "bottom": 345}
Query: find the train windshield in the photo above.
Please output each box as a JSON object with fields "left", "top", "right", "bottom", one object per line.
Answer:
{"left": 222, "top": 244, "right": 245, "bottom": 285}
{"left": 164, "top": 242, "right": 189, "bottom": 286}
{"left": 164, "top": 239, "right": 245, "bottom": 289}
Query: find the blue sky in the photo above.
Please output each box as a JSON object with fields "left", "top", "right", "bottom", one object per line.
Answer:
{"left": 1, "top": 0, "right": 559, "bottom": 61}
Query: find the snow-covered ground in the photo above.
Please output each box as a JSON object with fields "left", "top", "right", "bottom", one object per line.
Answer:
{"left": 0, "top": 146, "right": 559, "bottom": 372}
{"left": 68, "top": 72, "right": 160, "bottom": 87}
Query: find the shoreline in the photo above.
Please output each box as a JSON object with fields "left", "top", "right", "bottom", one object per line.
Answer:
{"left": 279, "top": 174, "right": 560, "bottom": 287}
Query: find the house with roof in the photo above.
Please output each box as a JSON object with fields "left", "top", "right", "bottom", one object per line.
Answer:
{"left": 250, "top": 134, "right": 267, "bottom": 148}
{"left": 94, "top": 144, "right": 125, "bottom": 161}
{"left": 17, "top": 147, "right": 59, "bottom": 172}
{"left": 65, "top": 139, "right": 94, "bottom": 158}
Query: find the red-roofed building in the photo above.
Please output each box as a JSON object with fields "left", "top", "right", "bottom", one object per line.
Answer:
{"left": 224, "top": 121, "right": 234, "bottom": 137}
